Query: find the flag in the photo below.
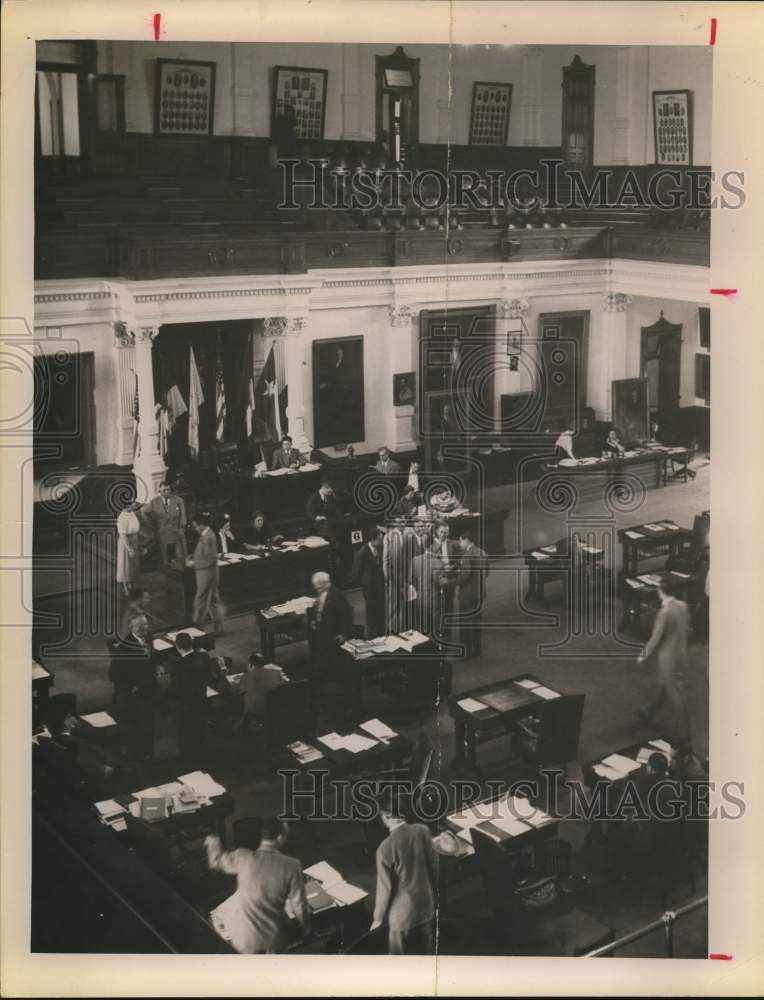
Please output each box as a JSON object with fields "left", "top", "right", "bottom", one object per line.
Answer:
{"left": 253, "top": 344, "right": 283, "bottom": 443}
{"left": 245, "top": 376, "right": 256, "bottom": 438}
{"left": 188, "top": 346, "right": 204, "bottom": 457}
{"left": 215, "top": 335, "right": 226, "bottom": 442}
{"left": 132, "top": 370, "right": 141, "bottom": 459}
{"left": 165, "top": 384, "right": 187, "bottom": 433}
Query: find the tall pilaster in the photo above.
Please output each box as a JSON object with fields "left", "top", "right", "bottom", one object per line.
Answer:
{"left": 601, "top": 292, "right": 633, "bottom": 421}
{"left": 262, "top": 316, "right": 310, "bottom": 454}
{"left": 520, "top": 46, "right": 543, "bottom": 146}
{"left": 112, "top": 324, "right": 137, "bottom": 467}
{"left": 128, "top": 325, "right": 166, "bottom": 499}
{"left": 387, "top": 304, "right": 420, "bottom": 452}
{"left": 612, "top": 47, "right": 632, "bottom": 165}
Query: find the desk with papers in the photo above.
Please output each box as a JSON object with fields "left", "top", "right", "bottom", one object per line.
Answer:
{"left": 523, "top": 536, "right": 606, "bottom": 603}
{"left": 256, "top": 594, "right": 315, "bottom": 660}
{"left": 338, "top": 631, "right": 452, "bottom": 715}
{"left": 617, "top": 520, "right": 692, "bottom": 577}
{"left": 545, "top": 446, "right": 688, "bottom": 500}
{"left": 285, "top": 717, "right": 412, "bottom": 778}
{"left": 583, "top": 737, "right": 674, "bottom": 837}
{"left": 620, "top": 569, "right": 697, "bottom": 631}
{"left": 177, "top": 537, "right": 331, "bottom": 619}
{"left": 445, "top": 792, "right": 559, "bottom": 853}
{"left": 94, "top": 769, "right": 234, "bottom": 841}
{"left": 450, "top": 673, "right": 569, "bottom": 766}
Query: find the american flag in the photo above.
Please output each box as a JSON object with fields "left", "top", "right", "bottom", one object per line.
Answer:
{"left": 215, "top": 336, "right": 226, "bottom": 442}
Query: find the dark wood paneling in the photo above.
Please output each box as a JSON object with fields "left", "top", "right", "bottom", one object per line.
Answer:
{"left": 609, "top": 227, "right": 710, "bottom": 267}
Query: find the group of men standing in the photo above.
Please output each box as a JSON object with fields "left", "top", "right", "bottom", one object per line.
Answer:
{"left": 352, "top": 519, "right": 489, "bottom": 657}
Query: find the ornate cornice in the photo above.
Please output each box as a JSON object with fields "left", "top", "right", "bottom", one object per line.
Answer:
{"left": 263, "top": 316, "right": 306, "bottom": 337}
{"left": 35, "top": 290, "right": 114, "bottom": 305}
{"left": 498, "top": 297, "right": 531, "bottom": 318}
{"left": 602, "top": 292, "right": 634, "bottom": 313}
{"left": 389, "top": 304, "right": 421, "bottom": 327}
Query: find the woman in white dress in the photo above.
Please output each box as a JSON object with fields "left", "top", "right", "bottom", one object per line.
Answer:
{"left": 116, "top": 501, "right": 142, "bottom": 595}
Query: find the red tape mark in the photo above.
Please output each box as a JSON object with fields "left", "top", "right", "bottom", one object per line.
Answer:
{"left": 710, "top": 288, "right": 737, "bottom": 296}
{"left": 153, "top": 13, "right": 161, "bottom": 40}
{"left": 709, "top": 953, "right": 733, "bottom": 960}
{"left": 710, "top": 18, "right": 718, "bottom": 45}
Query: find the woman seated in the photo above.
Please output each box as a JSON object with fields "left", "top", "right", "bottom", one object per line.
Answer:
{"left": 240, "top": 510, "right": 274, "bottom": 551}
{"left": 554, "top": 425, "right": 576, "bottom": 461}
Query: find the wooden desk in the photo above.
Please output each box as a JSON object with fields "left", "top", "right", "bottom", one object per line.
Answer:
{"left": 545, "top": 448, "right": 679, "bottom": 503}
{"left": 229, "top": 466, "right": 324, "bottom": 523}
{"left": 256, "top": 599, "right": 312, "bottom": 660}
{"left": 617, "top": 521, "right": 692, "bottom": 577}
{"left": 444, "top": 792, "right": 559, "bottom": 853}
{"left": 285, "top": 723, "right": 412, "bottom": 778}
{"left": 449, "top": 673, "right": 565, "bottom": 767}
{"left": 176, "top": 541, "right": 331, "bottom": 619}
{"left": 523, "top": 538, "right": 605, "bottom": 603}
{"left": 620, "top": 570, "right": 697, "bottom": 632}
{"left": 338, "top": 639, "right": 452, "bottom": 717}
{"left": 108, "top": 775, "right": 235, "bottom": 844}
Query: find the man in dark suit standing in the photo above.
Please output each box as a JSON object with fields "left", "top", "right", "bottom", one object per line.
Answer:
{"left": 637, "top": 576, "right": 691, "bottom": 739}
{"left": 370, "top": 792, "right": 437, "bottom": 955}
{"left": 352, "top": 528, "right": 386, "bottom": 638}
{"left": 145, "top": 480, "right": 187, "bottom": 565}
{"left": 455, "top": 530, "right": 489, "bottom": 659}
{"left": 189, "top": 511, "right": 225, "bottom": 635}
{"left": 306, "top": 571, "right": 353, "bottom": 686}
{"left": 170, "top": 632, "right": 212, "bottom": 767}
{"left": 271, "top": 434, "right": 306, "bottom": 471}
{"left": 108, "top": 612, "right": 157, "bottom": 762}
{"left": 306, "top": 481, "right": 340, "bottom": 533}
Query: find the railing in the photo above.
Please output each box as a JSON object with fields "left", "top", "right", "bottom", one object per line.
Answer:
{"left": 585, "top": 895, "right": 708, "bottom": 958}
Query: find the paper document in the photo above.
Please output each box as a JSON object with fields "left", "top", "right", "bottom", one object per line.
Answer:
{"left": 490, "top": 815, "right": 531, "bottom": 837}
{"left": 638, "top": 574, "right": 663, "bottom": 587}
{"left": 153, "top": 638, "right": 173, "bottom": 651}
{"left": 533, "top": 686, "right": 560, "bottom": 700}
{"left": 660, "top": 522, "right": 681, "bottom": 531}
{"left": 648, "top": 738, "right": 672, "bottom": 753}
{"left": 514, "top": 678, "right": 540, "bottom": 690}
{"left": 360, "top": 718, "right": 397, "bottom": 740}
{"left": 643, "top": 523, "right": 666, "bottom": 532}
{"left": 206, "top": 686, "right": 218, "bottom": 698}
{"left": 165, "top": 627, "right": 204, "bottom": 641}
{"left": 95, "top": 799, "right": 126, "bottom": 817}
{"left": 341, "top": 734, "right": 378, "bottom": 753}
{"left": 155, "top": 781, "right": 184, "bottom": 796}
{"left": 602, "top": 753, "right": 642, "bottom": 775}
{"left": 317, "top": 732, "right": 346, "bottom": 751}
{"left": 457, "top": 697, "right": 487, "bottom": 713}
{"left": 304, "top": 861, "right": 343, "bottom": 886}
{"left": 299, "top": 462, "right": 321, "bottom": 472}
{"left": 524, "top": 811, "right": 553, "bottom": 828}
{"left": 540, "top": 545, "right": 558, "bottom": 554}
{"left": 593, "top": 764, "right": 624, "bottom": 782}
{"left": 265, "top": 467, "right": 289, "bottom": 476}
{"left": 32, "top": 662, "right": 49, "bottom": 680}
{"left": 81, "top": 711, "right": 116, "bottom": 728}
{"left": 531, "top": 551, "right": 551, "bottom": 560}
{"left": 327, "top": 881, "right": 367, "bottom": 906}
{"left": 179, "top": 771, "right": 226, "bottom": 797}
{"left": 636, "top": 747, "right": 654, "bottom": 764}
{"left": 625, "top": 578, "right": 644, "bottom": 589}
{"left": 625, "top": 530, "right": 644, "bottom": 540}
{"left": 399, "top": 630, "right": 429, "bottom": 647}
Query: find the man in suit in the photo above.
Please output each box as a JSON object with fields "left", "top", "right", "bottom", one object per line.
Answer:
{"left": 408, "top": 544, "right": 437, "bottom": 637}
{"left": 370, "top": 792, "right": 437, "bottom": 955}
{"left": 108, "top": 612, "right": 157, "bottom": 762}
{"left": 306, "top": 481, "right": 340, "bottom": 532}
{"left": 430, "top": 521, "right": 460, "bottom": 639}
{"left": 271, "top": 434, "right": 306, "bottom": 471}
{"left": 146, "top": 481, "right": 187, "bottom": 565}
{"left": 392, "top": 484, "right": 419, "bottom": 517}
{"left": 352, "top": 528, "right": 386, "bottom": 638}
{"left": 236, "top": 653, "right": 289, "bottom": 723}
{"left": 205, "top": 817, "right": 310, "bottom": 954}
{"left": 306, "top": 571, "right": 353, "bottom": 686}
{"left": 171, "top": 631, "right": 212, "bottom": 767}
{"left": 374, "top": 446, "right": 400, "bottom": 476}
{"left": 455, "top": 530, "right": 489, "bottom": 658}
{"left": 190, "top": 511, "right": 225, "bottom": 635}
{"left": 637, "top": 576, "right": 691, "bottom": 739}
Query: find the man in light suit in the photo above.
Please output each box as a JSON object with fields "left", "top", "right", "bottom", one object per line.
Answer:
{"left": 146, "top": 481, "right": 187, "bottom": 565}
{"left": 271, "top": 434, "right": 306, "bottom": 471}
{"left": 189, "top": 511, "right": 225, "bottom": 635}
{"left": 455, "top": 530, "right": 489, "bottom": 659}
{"left": 370, "top": 792, "right": 437, "bottom": 955}
{"left": 637, "top": 575, "right": 691, "bottom": 739}
{"left": 375, "top": 446, "right": 400, "bottom": 476}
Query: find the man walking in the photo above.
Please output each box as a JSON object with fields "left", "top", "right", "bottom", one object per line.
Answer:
{"left": 190, "top": 511, "right": 225, "bottom": 635}
{"left": 637, "top": 576, "right": 692, "bottom": 740}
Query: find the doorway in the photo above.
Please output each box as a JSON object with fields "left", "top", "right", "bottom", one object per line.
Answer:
{"left": 33, "top": 350, "right": 96, "bottom": 472}
{"left": 537, "top": 311, "right": 590, "bottom": 432}
{"left": 641, "top": 312, "right": 682, "bottom": 428}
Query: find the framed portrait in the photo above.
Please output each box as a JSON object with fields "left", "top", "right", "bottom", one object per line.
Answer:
{"left": 469, "top": 81, "right": 512, "bottom": 146}
{"left": 272, "top": 65, "right": 328, "bottom": 141}
{"left": 612, "top": 377, "right": 649, "bottom": 445}
{"left": 313, "top": 336, "right": 365, "bottom": 448}
{"left": 393, "top": 372, "right": 416, "bottom": 407}
{"left": 155, "top": 59, "right": 215, "bottom": 135}
{"left": 652, "top": 89, "right": 692, "bottom": 166}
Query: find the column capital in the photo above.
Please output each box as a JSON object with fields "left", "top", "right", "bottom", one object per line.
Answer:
{"left": 602, "top": 292, "right": 633, "bottom": 313}
{"left": 263, "top": 316, "right": 306, "bottom": 337}
{"left": 113, "top": 322, "right": 134, "bottom": 348}
{"left": 389, "top": 304, "right": 420, "bottom": 328}
{"left": 498, "top": 297, "right": 530, "bottom": 319}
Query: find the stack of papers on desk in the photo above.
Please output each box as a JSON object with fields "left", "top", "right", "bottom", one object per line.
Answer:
{"left": 638, "top": 574, "right": 663, "bottom": 587}
{"left": 302, "top": 536, "right": 328, "bottom": 548}
{"left": 531, "top": 551, "right": 551, "bottom": 560}
{"left": 95, "top": 799, "right": 128, "bottom": 829}
{"left": 625, "top": 578, "right": 645, "bottom": 589}
{"left": 165, "top": 627, "right": 205, "bottom": 641}
{"left": 533, "top": 685, "right": 561, "bottom": 700}
{"left": 340, "top": 641, "right": 374, "bottom": 660}
{"left": 592, "top": 763, "right": 626, "bottom": 782}
{"left": 581, "top": 544, "right": 602, "bottom": 555}
{"left": 81, "top": 711, "right": 116, "bottom": 728}
{"left": 360, "top": 718, "right": 397, "bottom": 740}
{"left": 303, "top": 861, "right": 367, "bottom": 906}
{"left": 318, "top": 731, "right": 378, "bottom": 754}
{"left": 643, "top": 523, "right": 666, "bottom": 532}
{"left": 317, "top": 732, "right": 346, "bottom": 751}
{"left": 240, "top": 553, "right": 261, "bottom": 561}
{"left": 153, "top": 637, "right": 173, "bottom": 651}
{"left": 179, "top": 770, "right": 226, "bottom": 798}
{"left": 625, "top": 530, "right": 644, "bottom": 540}
{"left": 287, "top": 740, "right": 324, "bottom": 764}
{"left": 270, "top": 596, "right": 314, "bottom": 616}
{"left": 602, "top": 753, "right": 642, "bottom": 776}
{"left": 457, "top": 697, "right": 488, "bottom": 713}
{"left": 299, "top": 462, "right": 321, "bottom": 472}
{"left": 514, "top": 678, "right": 540, "bottom": 690}
{"left": 649, "top": 738, "right": 672, "bottom": 753}
{"left": 399, "top": 630, "right": 430, "bottom": 648}
{"left": 660, "top": 521, "right": 681, "bottom": 531}
{"left": 265, "top": 467, "right": 290, "bottom": 476}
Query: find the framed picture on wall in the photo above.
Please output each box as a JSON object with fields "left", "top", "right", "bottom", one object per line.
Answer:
{"left": 652, "top": 89, "right": 692, "bottom": 166}
{"left": 469, "top": 81, "right": 512, "bottom": 146}
{"left": 313, "top": 337, "right": 364, "bottom": 448}
{"left": 393, "top": 372, "right": 416, "bottom": 407}
{"left": 272, "top": 65, "right": 328, "bottom": 141}
{"left": 154, "top": 59, "right": 216, "bottom": 135}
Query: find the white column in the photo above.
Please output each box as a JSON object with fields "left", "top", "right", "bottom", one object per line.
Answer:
{"left": 341, "top": 44, "right": 363, "bottom": 140}
{"left": 435, "top": 45, "right": 453, "bottom": 144}
{"left": 112, "top": 325, "right": 137, "bottom": 466}
{"left": 129, "top": 325, "right": 167, "bottom": 500}
{"left": 263, "top": 316, "right": 311, "bottom": 454}
{"left": 388, "top": 305, "right": 419, "bottom": 452}
{"left": 601, "top": 293, "right": 633, "bottom": 421}
{"left": 231, "top": 42, "right": 256, "bottom": 136}
{"left": 520, "top": 46, "right": 543, "bottom": 146}
{"left": 612, "top": 46, "right": 632, "bottom": 165}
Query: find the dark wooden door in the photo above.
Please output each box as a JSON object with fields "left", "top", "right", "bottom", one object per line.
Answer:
{"left": 641, "top": 313, "right": 682, "bottom": 428}
{"left": 538, "top": 312, "right": 589, "bottom": 431}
